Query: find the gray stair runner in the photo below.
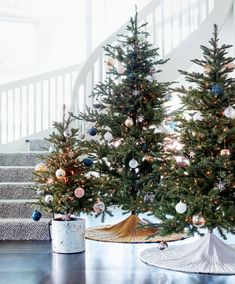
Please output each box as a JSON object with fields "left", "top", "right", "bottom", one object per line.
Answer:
{"left": 0, "top": 152, "right": 51, "bottom": 240}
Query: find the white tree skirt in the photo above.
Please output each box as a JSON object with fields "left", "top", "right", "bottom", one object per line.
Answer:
{"left": 140, "top": 232, "right": 235, "bottom": 274}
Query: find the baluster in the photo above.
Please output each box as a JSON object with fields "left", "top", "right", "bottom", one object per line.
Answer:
{"left": 0, "top": 92, "right": 2, "bottom": 144}
{"left": 12, "top": 89, "right": 16, "bottom": 140}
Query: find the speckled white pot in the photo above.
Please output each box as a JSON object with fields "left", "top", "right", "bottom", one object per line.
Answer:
{"left": 51, "top": 218, "right": 85, "bottom": 254}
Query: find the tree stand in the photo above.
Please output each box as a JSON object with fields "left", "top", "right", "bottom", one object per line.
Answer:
{"left": 86, "top": 214, "right": 185, "bottom": 243}
{"left": 140, "top": 231, "right": 235, "bottom": 274}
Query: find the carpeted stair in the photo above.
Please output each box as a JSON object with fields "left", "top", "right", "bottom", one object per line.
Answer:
{"left": 0, "top": 152, "right": 51, "bottom": 240}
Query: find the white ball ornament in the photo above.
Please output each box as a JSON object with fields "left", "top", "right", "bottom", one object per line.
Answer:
{"left": 63, "top": 129, "right": 72, "bottom": 138}
{"left": 124, "top": 117, "right": 133, "bottom": 128}
{"left": 45, "top": 194, "right": 53, "bottom": 204}
{"left": 175, "top": 201, "right": 187, "bottom": 214}
{"left": 74, "top": 187, "right": 85, "bottom": 198}
{"left": 224, "top": 106, "right": 235, "bottom": 119}
{"left": 93, "top": 201, "right": 105, "bottom": 213}
{"left": 104, "top": 131, "right": 113, "bottom": 142}
{"left": 117, "top": 65, "right": 126, "bottom": 75}
{"left": 55, "top": 168, "right": 66, "bottom": 179}
{"left": 78, "top": 133, "right": 85, "bottom": 140}
{"left": 129, "top": 158, "right": 138, "bottom": 169}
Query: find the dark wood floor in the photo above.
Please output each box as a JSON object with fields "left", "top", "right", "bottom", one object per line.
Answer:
{"left": 1, "top": 211, "right": 235, "bottom": 284}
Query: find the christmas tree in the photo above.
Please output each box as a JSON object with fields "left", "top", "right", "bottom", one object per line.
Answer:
{"left": 140, "top": 25, "right": 235, "bottom": 273}
{"left": 33, "top": 112, "right": 109, "bottom": 221}
{"left": 152, "top": 24, "right": 235, "bottom": 239}
{"left": 73, "top": 13, "right": 183, "bottom": 243}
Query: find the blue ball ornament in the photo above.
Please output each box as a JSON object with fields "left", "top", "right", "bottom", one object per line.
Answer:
{"left": 83, "top": 158, "right": 93, "bottom": 167}
{"left": 88, "top": 127, "right": 97, "bottom": 136}
{"left": 212, "top": 84, "right": 223, "bottom": 96}
{"left": 32, "top": 210, "right": 42, "bottom": 221}
{"left": 142, "top": 143, "right": 148, "bottom": 152}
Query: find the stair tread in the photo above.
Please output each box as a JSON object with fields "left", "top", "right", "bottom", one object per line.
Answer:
{"left": 0, "top": 218, "right": 51, "bottom": 222}
{"left": 0, "top": 166, "right": 35, "bottom": 168}
{"left": 0, "top": 199, "right": 37, "bottom": 203}
{"left": 0, "top": 182, "right": 35, "bottom": 185}
{"left": 0, "top": 151, "right": 48, "bottom": 154}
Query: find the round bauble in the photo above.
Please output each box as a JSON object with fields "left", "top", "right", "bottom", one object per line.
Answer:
{"left": 129, "top": 158, "right": 138, "bottom": 169}
{"left": 220, "top": 149, "right": 231, "bottom": 156}
{"left": 158, "top": 241, "right": 168, "bottom": 250}
{"left": 211, "top": 84, "right": 223, "bottom": 96}
{"left": 78, "top": 133, "right": 85, "bottom": 140}
{"left": 55, "top": 168, "right": 66, "bottom": 179}
{"left": 104, "top": 131, "right": 113, "bottom": 142}
{"left": 88, "top": 127, "right": 97, "bottom": 136}
{"left": 49, "top": 145, "right": 56, "bottom": 153}
{"left": 31, "top": 210, "right": 42, "bottom": 221}
{"left": 93, "top": 201, "right": 105, "bottom": 213}
{"left": 117, "top": 65, "right": 126, "bottom": 75}
{"left": 175, "top": 201, "right": 187, "bottom": 214}
{"left": 63, "top": 129, "right": 72, "bottom": 138}
{"left": 74, "top": 187, "right": 85, "bottom": 198}
{"left": 144, "top": 193, "right": 155, "bottom": 204}
{"left": 149, "top": 66, "right": 157, "bottom": 75}
{"left": 124, "top": 117, "right": 133, "bottom": 128}
{"left": 224, "top": 106, "right": 235, "bottom": 119}
{"left": 83, "top": 158, "right": 93, "bottom": 167}
{"left": 169, "top": 121, "right": 177, "bottom": 129}
{"left": 192, "top": 213, "right": 206, "bottom": 228}
{"left": 35, "top": 163, "right": 47, "bottom": 172}
{"left": 44, "top": 194, "right": 53, "bottom": 204}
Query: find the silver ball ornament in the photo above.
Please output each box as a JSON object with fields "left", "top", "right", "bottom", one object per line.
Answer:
{"left": 44, "top": 194, "right": 53, "bottom": 204}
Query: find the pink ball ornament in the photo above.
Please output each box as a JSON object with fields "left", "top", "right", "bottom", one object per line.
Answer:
{"left": 93, "top": 201, "right": 105, "bottom": 213}
{"left": 117, "top": 65, "right": 126, "bottom": 75}
{"left": 74, "top": 187, "right": 85, "bottom": 198}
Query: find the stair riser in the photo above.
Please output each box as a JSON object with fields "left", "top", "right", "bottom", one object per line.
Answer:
{"left": 0, "top": 185, "right": 37, "bottom": 199}
{"left": 0, "top": 153, "right": 44, "bottom": 166}
{"left": 0, "top": 221, "right": 50, "bottom": 240}
{"left": 29, "top": 140, "right": 51, "bottom": 151}
{"left": 0, "top": 202, "right": 49, "bottom": 218}
{"left": 0, "top": 168, "right": 34, "bottom": 182}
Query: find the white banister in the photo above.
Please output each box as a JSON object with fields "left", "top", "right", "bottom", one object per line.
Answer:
{"left": 0, "top": 63, "right": 82, "bottom": 145}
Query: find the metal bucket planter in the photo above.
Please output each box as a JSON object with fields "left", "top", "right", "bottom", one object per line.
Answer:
{"left": 51, "top": 217, "right": 85, "bottom": 253}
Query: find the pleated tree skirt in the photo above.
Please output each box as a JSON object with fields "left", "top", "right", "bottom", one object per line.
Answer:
{"left": 140, "top": 232, "right": 235, "bottom": 274}
{"left": 85, "top": 214, "right": 186, "bottom": 243}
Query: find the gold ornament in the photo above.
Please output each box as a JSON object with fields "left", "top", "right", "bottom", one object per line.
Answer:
{"left": 124, "top": 117, "right": 133, "bottom": 128}
{"left": 35, "top": 163, "right": 47, "bottom": 172}
{"left": 192, "top": 213, "right": 206, "bottom": 228}
{"left": 220, "top": 149, "right": 231, "bottom": 156}
{"left": 55, "top": 168, "right": 66, "bottom": 179}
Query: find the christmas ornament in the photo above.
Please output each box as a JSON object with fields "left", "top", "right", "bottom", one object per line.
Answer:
{"left": 83, "top": 158, "right": 93, "bottom": 167}
{"left": 117, "top": 65, "right": 126, "bottom": 75}
{"left": 55, "top": 168, "right": 66, "bottom": 179}
{"left": 88, "top": 127, "right": 97, "bottom": 136}
{"left": 104, "top": 131, "right": 113, "bottom": 142}
{"left": 144, "top": 193, "right": 155, "bottom": 204}
{"left": 46, "top": 178, "right": 54, "bottom": 185}
{"left": 192, "top": 213, "right": 206, "bottom": 228}
{"left": 142, "top": 143, "right": 148, "bottom": 152}
{"left": 133, "top": 90, "right": 139, "bottom": 96}
{"left": 44, "top": 194, "right": 53, "bottom": 204}
{"left": 68, "top": 151, "right": 74, "bottom": 158}
{"left": 158, "top": 241, "right": 168, "bottom": 250}
{"left": 36, "top": 188, "right": 44, "bottom": 195}
{"left": 35, "top": 163, "right": 47, "bottom": 172}
{"left": 149, "top": 66, "right": 157, "bottom": 75}
{"left": 216, "top": 179, "right": 226, "bottom": 191}
{"left": 31, "top": 210, "right": 42, "bottom": 221}
{"left": 220, "top": 149, "right": 230, "bottom": 156}
{"left": 175, "top": 201, "right": 187, "bottom": 214}
{"left": 63, "top": 129, "right": 72, "bottom": 138}
{"left": 93, "top": 201, "right": 105, "bottom": 213}
{"left": 224, "top": 106, "right": 235, "bottom": 119}
{"left": 129, "top": 158, "right": 138, "bottom": 169}
{"left": 226, "top": 62, "right": 235, "bottom": 70}
{"left": 175, "top": 156, "right": 190, "bottom": 167}
{"left": 78, "top": 133, "right": 85, "bottom": 140}
{"left": 137, "top": 33, "right": 145, "bottom": 41}
{"left": 49, "top": 145, "right": 56, "bottom": 153}
{"left": 212, "top": 84, "right": 223, "bottom": 96}
{"left": 74, "top": 187, "right": 85, "bottom": 198}
{"left": 189, "top": 151, "right": 195, "bottom": 159}
{"left": 124, "top": 117, "right": 133, "bottom": 128}
{"left": 204, "top": 64, "right": 212, "bottom": 74}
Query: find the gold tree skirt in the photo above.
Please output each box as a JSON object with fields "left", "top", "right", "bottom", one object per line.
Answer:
{"left": 86, "top": 214, "right": 186, "bottom": 243}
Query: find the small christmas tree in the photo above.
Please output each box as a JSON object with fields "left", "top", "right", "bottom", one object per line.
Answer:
{"left": 140, "top": 25, "right": 235, "bottom": 273}
{"left": 73, "top": 13, "right": 183, "bottom": 243}
{"left": 33, "top": 113, "right": 109, "bottom": 221}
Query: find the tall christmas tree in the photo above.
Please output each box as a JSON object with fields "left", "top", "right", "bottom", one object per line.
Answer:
{"left": 33, "top": 113, "right": 109, "bottom": 221}
{"left": 73, "top": 13, "right": 183, "bottom": 243}
{"left": 140, "top": 25, "right": 235, "bottom": 273}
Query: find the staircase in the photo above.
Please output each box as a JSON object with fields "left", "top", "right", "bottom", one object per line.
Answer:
{"left": 0, "top": 152, "right": 50, "bottom": 240}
